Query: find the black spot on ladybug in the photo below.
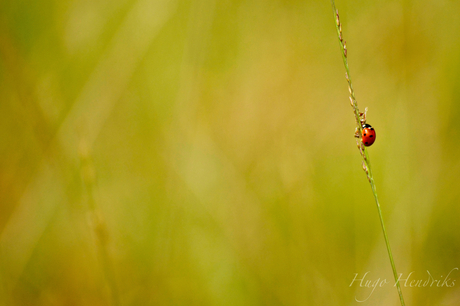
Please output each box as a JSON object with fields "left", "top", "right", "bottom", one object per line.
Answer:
{"left": 370, "top": 135, "right": 373, "bottom": 137}
{"left": 365, "top": 142, "right": 369, "bottom": 145}
{"left": 364, "top": 133, "right": 367, "bottom": 136}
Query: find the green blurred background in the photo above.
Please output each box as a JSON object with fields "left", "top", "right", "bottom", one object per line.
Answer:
{"left": 1, "top": 0, "right": 460, "bottom": 305}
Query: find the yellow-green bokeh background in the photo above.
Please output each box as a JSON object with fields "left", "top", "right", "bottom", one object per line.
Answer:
{"left": 1, "top": 0, "right": 459, "bottom": 305}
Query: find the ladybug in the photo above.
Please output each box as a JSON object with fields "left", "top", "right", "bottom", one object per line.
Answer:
{"left": 361, "top": 124, "right": 376, "bottom": 146}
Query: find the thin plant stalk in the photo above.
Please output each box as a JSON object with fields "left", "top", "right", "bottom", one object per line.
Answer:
{"left": 330, "top": 1, "right": 406, "bottom": 305}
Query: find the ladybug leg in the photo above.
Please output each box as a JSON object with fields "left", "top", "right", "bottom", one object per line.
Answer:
{"left": 354, "top": 127, "right": 360, "bottom": 138}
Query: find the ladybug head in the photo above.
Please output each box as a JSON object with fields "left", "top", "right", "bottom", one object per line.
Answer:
{"left": 362, "top": 123, "right": 373, "bottom": 130}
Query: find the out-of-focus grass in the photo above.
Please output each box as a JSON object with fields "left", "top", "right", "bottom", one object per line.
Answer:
{"left": 0, "top": 0, "right": 460, "bottom": 305}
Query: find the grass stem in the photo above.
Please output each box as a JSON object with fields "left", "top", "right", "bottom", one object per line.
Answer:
{"left": 330, "top": 1, "right": 406, "bottom": 305}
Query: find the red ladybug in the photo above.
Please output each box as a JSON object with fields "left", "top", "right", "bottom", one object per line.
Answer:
{"left": 362, "top": 124, "right": 376, "bottom": 146}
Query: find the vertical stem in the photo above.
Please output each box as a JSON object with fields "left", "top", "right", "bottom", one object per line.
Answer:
{"left": 330, "top": 1, "right": 406, "bottom": 305}
{"left": 365, "top": 152, "right": 405, "bottom": 306}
